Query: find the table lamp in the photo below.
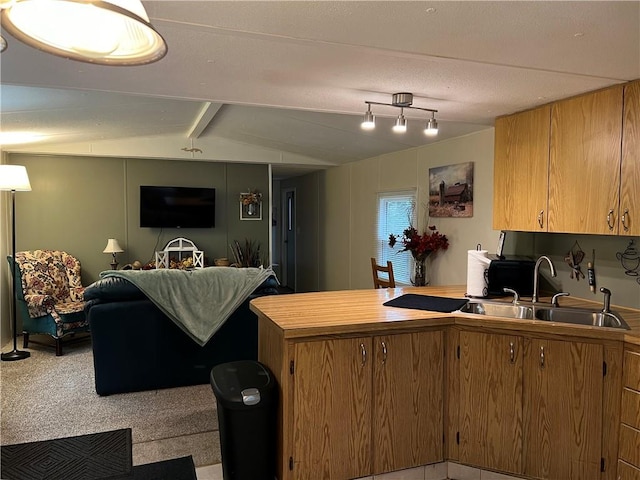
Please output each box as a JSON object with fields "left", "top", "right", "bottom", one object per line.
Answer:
{"left": 103, "top": 238, "right": 124, "bottom": 270}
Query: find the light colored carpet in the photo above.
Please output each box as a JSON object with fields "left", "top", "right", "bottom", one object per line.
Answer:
{"left": 0, "top": 340, "right": 221, "bottom": 467}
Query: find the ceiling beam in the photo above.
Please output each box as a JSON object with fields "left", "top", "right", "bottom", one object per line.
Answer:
{"left": 187, "top": 102, "right": 223, "bottom": 139}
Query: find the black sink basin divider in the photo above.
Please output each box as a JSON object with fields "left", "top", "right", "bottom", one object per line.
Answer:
{"left": 383, "top": 294, "right": 469, "bottom": 313}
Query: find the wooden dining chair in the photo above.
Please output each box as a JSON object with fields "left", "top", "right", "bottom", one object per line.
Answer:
{"left": 371, "top": 257, "right": 396, "bottom": 289}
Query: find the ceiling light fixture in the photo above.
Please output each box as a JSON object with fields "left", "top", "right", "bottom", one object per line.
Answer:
{"left": 392, "top": 108, "right": 407, "bottom": 133}
{"left": 424, "top": 111, "right": 438, "bottom": 136}
{"left": 0, "top": 0, "right": 167, "bottom": 65}
{"left": 0, "top": 34, "right": 7, "bottom": 52}
{"left": 362, "top": 92, "right": 438, "bottom": 136}
{"left": 361, "top": 104, "right": 375, "bottom": 130}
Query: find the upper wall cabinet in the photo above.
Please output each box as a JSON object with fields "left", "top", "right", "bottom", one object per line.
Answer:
{"left": 494, "top": 84, "right": 630, "bottom": 235}
{"left": 493, "top": 105, "right": 551, "bottom": 231}
{"left": 548, "top": 85, "right": 623, "bottom": 234}
{"left": 620, "top": 80, "right": 640, "bottom": 236}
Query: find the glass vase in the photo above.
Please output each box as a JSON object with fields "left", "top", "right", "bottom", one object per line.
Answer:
{"left": 413, "top": 258, "right": 427, "bottom": 287}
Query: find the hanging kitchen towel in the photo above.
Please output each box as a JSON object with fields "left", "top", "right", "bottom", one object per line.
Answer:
{"left": 466, "top": 249, "right": 491, "bottom": 298}
{"left": 383, "top": 294, "right": 469, "bottom": 313}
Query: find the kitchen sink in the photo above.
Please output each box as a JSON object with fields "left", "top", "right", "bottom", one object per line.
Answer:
{"left": 533, "top": 307, "right": 629, "bottom": 329}
{"left": 456, "top": 301, "right": 534, "bottom": 319}
{"left": 455, "top": 300, "right": 629, "bottom": 330}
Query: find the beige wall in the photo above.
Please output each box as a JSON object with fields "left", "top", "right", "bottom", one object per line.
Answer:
{"left": 0, "top": 154, "right": 270, "bottom": 344}
{"left": 320, "top": 128, "right": 498, "bottom": 291}
{"left": 287, "top": 128, "right": 639, "bottom": 309}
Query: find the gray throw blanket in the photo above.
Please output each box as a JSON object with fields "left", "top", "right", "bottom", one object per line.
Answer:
{"left": 100, "top": 267, "right": 274, "bottom": 346}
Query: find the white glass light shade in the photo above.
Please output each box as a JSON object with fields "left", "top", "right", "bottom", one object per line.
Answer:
{"left": 1, "top": 0, "right": 167, "bottom": 65}
{"left": 361, "top": 110, "right": 375, "bottom": 130}
{"left": 103, "top": 238, "right": 124, "bottom": 254}
{"left": 392, "top": 114, "right": 407, "bottom": 133}
{"left": 0, "top": 165, "right": 31, "bottom": 191}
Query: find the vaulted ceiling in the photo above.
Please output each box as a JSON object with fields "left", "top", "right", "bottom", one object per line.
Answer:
{"left": 1, "top": 1, "right": 638, "bottom": 178}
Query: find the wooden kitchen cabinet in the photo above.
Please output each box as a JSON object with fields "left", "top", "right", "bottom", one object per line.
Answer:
{"left": 618, "top": 347, "right": 640, "bottom": 480}
{"left": 372, "top": 330, "right": 444, "bottom": 474}
{"left": 458, "top": 331, "right": 524, "bottom": 474}
{"left": 493, "top": 105, "right": 551, "bottom": 231}
{"left": 547, "top": 85, "right": 623, "bottom": 234}
{"left": 458, "top": 331, "right": 609, "bottom": 480}
{"left": 291, "top": 330, "right": 444, "bottom": 479}
{"left": 524, "top": 338, "right": 604, "bottom": 480}
{"left": 292, "top": 337, "right": 373, "bottom": 480}
{"left": 493, "top": 83, "right": 629, "bottom": 235}
{"left": 620, "top": 80, "right": 640, "bottom": 236}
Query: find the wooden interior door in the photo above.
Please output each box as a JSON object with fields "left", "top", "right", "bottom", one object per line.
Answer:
{"left": 493, "top": 105, "right": 551, "bottom": 231}
{"left": 458, "top": 330, "right": 524, "bottom": 474}
{"left": 293, "top": 337, "right": 372, "bottom": 480}
{"left": 524, "top": 338, "right": 603, "bottom": 480}
{"left": 621, "top": 80, "right": 640, "bottom": 236}
{"left": 372, "top": 330, "right": 444, "bottom": 474}
{"left": 548, "top": 85, "right": 623, "bottom": 234}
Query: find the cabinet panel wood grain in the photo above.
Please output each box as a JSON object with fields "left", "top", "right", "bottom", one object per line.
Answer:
{"left": 621, "top": 80, "right": 640, "bottom": 236}
{"left": 619, "top": 460, "right": 640, "bottom": 480}
{"left": 493, "top": 106, "right": 551, "bottom": 231}
{"left": 524, "top": 339, "right": 603, "bottom": 480}
{"left": 293, "top": 338, "right": 372, "bottom": 480}
{"left": 622, "top": 388, "right": 640, "bottom": 430}
{"left": 373, "top": 331, "right": 444, "bottom": 474}
{"left": 620, "top": 424, "right": 640, "bottom": 468}
{"left": 548, "top": 85, "right": 623, "bottom": 234}
{"left": 624, "top": 350, "right": 640, "bottom": 390}
{"left": 459, "top": 331, "right": 523, "bottom": 474}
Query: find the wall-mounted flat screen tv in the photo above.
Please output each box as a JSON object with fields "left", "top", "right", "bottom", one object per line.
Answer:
{"left": 140, "top": 186, "right": 216, "bottom": 228}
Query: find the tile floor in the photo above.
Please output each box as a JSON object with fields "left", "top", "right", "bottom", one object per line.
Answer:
{"left": 194, "top": 462, "right": 526, "bottom": 480}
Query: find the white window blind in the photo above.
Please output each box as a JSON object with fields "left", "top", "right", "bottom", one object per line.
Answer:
{"left": 376, "top": 192, "right": 416, "bottom": 285}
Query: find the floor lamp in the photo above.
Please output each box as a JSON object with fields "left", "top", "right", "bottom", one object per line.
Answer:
{"left": 1, "top": 165, "right": 32, "bottom": 361}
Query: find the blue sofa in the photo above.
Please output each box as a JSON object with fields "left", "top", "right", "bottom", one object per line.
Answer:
{"left": 84, "top": 275, "right": 279, "bottom": 396}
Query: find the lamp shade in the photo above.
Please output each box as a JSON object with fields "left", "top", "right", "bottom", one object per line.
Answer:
{"left": 103, "top": 238, "right": 124, "bottom": 254}
{"left": 0, "top": 165, "right": 31, "bottom": 191}
{"left": 1, "top": 0, "right": 167, "bottom": 65}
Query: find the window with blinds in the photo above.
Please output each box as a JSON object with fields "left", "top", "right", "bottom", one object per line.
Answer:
{"left": 376, "top": 191, "right": 416, "bottom": 285}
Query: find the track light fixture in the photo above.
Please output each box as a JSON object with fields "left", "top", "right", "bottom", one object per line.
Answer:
{"left": 361, "top": 92, "right": 438, "bottom": 136}
{"left": 361, "top": 104, "right": 375, "bottom": 130}
{"left": 424, "top": 111, "right": 438, "bottom": 136}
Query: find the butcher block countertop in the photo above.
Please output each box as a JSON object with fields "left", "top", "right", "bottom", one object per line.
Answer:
{"left": 250, "top": 285, "right": 640, "bottom": 344}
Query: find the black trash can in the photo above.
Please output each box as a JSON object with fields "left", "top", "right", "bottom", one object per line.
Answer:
{"left": 210, "top": 360, "right": 277, "bottom": 480}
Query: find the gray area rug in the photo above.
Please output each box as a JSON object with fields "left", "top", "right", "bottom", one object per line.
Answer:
{"left": 0, "top": 342, "right": 220, "bottom": 467}
{"left": 1, "top": 428, "right": 132, "bottom": 480}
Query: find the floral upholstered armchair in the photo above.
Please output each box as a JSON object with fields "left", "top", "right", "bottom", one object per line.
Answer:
{"left": 8, "top": 250, "right": 89, "bottom": 356}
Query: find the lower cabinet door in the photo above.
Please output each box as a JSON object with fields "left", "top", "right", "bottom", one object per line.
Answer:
{"left": 372, "top": 330, "right": 444, "bottom": 474}
{"left": 292, "top": 337, "right": 372, "bottom": 480}
{"left": 524, "top": 338, "right": 603, "bottom": 480}
{"left": 458, "top": 331, "right": 524, "bottom": 474}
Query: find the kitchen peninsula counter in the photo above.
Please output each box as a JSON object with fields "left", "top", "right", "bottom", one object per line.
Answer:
{"left": 250, "top": 285, "right": 640, "bottom": 480}
{"left": 250, "top": 285, "right": 640, "bottom": 343}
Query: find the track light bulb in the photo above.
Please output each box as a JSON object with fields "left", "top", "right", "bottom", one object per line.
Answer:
{"left": 424, "top": 114, "right": 438, "bottom": 136}
{"left": 392, "top": 111, "right": 407, "bottom": 133}
{"left": 361, "top": 106, "right": 375, "bottom": 130}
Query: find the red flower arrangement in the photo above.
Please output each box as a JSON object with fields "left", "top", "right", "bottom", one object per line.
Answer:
{"left": 388, "top": 225, "right": 449, "bottom": 262}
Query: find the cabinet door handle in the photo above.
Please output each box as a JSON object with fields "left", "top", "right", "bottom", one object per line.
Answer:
{"left": 537, "top": 210, "right": 544, "bottom": 229}
{"left": 622, "top": 208, "right": 629, "bottom": 232}
{"left": 360, "top": 343, "right": 366, "bottom": 367}
{"left": 540, "top": 345, "right": 545, "bottom": 369}
{"left": 509, "top": 341, "right": 515, "bottom": 364}
{"left": 607, "top": 209, "right": 615, "bottom": 230}
{"left": 381, "top": 341, "right": 387, "bottom": 365}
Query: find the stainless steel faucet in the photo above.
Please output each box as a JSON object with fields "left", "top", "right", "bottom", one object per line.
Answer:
{"left": 600, "top": 287, "right": 611, "bottom": 313}
{"left": 532, "top": 255, "right": 557, "bottom": 303}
